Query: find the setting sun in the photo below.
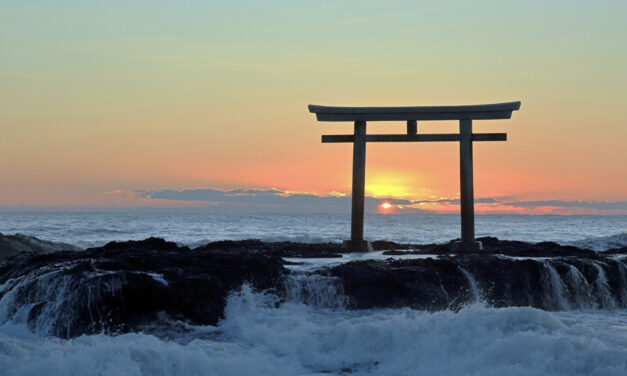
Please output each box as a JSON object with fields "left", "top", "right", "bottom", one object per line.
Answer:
{"left": 380, "top": 202, "right": 394, "bottom": 213}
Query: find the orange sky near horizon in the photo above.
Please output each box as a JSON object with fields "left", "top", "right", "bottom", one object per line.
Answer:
{"left": 1, "top": 1, "right": 626, "bottom": 213}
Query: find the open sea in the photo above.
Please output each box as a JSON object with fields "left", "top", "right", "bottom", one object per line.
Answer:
{"left": 1, "top": 212, "right": 626, "bottom": 375}
{"left": 1, "top": 211, "right": 626, "bottom": 251}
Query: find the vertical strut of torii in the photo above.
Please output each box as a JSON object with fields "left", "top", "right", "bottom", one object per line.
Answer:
{"left": 308, "top": 101, "right": 521, "bottom": 252}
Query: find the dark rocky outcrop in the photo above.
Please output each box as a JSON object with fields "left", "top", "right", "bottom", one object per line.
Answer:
{"left": 323, "top": 254, "right": 626, "bottom": 311}
{"left": 1, "top": 236, "right": 625, "bottom": 339}
{"left": 603, "top": 246, "right": 627, "bottom": 255}
{"left": 197, "top": 239, "right": 344, "bottom": 258}
{"left": 380, "top": 236, "right": 599, "bottom": 258}
{"left": 325, "top": 258, "right": 471, "bottom": 311}
{"left": 0, "top": 238, "right": 286, "bottom": 338}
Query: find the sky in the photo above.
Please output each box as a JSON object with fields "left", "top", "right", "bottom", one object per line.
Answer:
{"left": 1, "top": 0, "right": 626, "bottom": 214}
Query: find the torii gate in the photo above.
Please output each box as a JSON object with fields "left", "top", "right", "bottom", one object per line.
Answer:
{"left": 308, "top": 101, "right": 521, "bottom": 252}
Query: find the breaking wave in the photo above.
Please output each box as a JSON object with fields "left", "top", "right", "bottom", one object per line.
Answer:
{"left": 569, "top": 232, "right": 627, "bottom": 251}
{"left": 1, "top": 286, "right": 626, "bottom": 376}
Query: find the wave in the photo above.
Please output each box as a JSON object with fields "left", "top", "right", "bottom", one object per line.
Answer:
{"left": 1, "top": 286, "right": 626, "bottom": 376}
{"left": 0, "top": 233, "right": 80, "bottom": 262}
{"left": 568, "top": 232, "right": 627, "bottom": 251}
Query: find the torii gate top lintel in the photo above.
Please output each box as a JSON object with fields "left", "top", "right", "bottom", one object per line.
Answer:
{"left": 308, "top": 100, "right": 522, "bottom": 252}
{"left": 308, "top": 101, "right": 521, "bottom": 122}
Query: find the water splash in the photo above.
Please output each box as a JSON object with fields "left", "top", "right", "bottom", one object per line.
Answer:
{"left": 543, "top": 261, "right": 570, "bottom": 310}
{"left": 592, "top": 263, "right": 617, "bottom": 309}
{"left": 283, "top": 273, "right": 347, "bottom": 309}
{"left": 565, "top": 264, "right": 594, "bottom": 310}
{"left": 459, "top": 267, "right": 482, "bottom": 304}
{"left": 0, "top": 262, "right": 125, "bottom": 337}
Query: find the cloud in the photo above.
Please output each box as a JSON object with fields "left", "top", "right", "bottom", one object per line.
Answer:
{"left": 137, "top": 188, "right": 419, "bottom": 214}
{"left": 411, "top": 197, "right": 627, "bottom": 213}
{"left": 136, "top": 188, "right": 627, "bottom": 214}
{"left": 504, "top": 200, "right": 627, "bottom": 211}
{"left": 412, "top": 197, "right": 498, "bottom": 205}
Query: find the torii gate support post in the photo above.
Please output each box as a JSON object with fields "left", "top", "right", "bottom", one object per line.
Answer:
{"left": 458, "top": 119, "right": 481, "bottom": 250}
{"left": 346, "top": 120, "right": 371, "bottom": 251}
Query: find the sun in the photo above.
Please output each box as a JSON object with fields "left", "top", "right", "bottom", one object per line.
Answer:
{"left": 380, "top": 202, "right": 394, "bottom": 213}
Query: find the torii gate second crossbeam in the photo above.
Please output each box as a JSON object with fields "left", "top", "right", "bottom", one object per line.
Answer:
{"left": 308, "top": 101, "right": 521, "bottom": 252}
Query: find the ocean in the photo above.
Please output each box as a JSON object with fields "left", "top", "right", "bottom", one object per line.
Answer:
{"left": 1, "top": 211, "right": 626, "bottom": 250}
{"left": 1, "top": 212, "right": 626, "bottom": 375}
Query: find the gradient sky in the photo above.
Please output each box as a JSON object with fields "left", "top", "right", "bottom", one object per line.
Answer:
{"left": 1, "top": 0, "right": 626, "bottom": 213}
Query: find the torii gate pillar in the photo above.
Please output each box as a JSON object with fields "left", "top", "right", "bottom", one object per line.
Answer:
{"left": 457, "top": 119, "right": 481, "bottom": 251}
{"left": 345, "top": 120, "right": 371, "bottom": 251}
{"left": 309, "top": 101, "right": 521, "bottom": 252}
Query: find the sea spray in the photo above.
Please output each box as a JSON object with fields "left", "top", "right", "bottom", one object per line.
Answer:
{"left": 458, "top": 267, "right": 482, "bottom": 304}
{"left": 2, "top": 286, "right": 626, "bottom": 376}
{"left": 283, "top": 273, "right": 348, "bottom": 309}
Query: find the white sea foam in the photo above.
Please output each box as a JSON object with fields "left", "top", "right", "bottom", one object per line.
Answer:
{"left": 569, "top": 232, "right": 627, "bottom": 251}
{"left": 1, "top": 286, "right": 626, "bottom": 376}
{"left": 147, "top": 273, "right": 168, "bottom": 286}
{"left": 459, "top": 267, "right": 482, "bottom": 304}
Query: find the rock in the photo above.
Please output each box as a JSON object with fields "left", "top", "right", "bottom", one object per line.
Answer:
{"left": 602, "top": 246, "right": 627, "bottom": 255}
{"left": 381, "top": 237, "right": 599, "bottom": 258}
{"left": 0, "top": 238, "right": 286, "bottom": 338}
{"left": 0, "top": 232, "right": 79, "bottom": 264}
{"left": 324, "top": 254, "right": 627, "bottom": 311}
{"left": 198, "top": 239, "right": 345, "bottom": 258}
{"left": 325, "top": 258, "right": 471, "bottom": 310}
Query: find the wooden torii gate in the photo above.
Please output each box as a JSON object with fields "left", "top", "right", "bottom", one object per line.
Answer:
{"left": 308, "top": 101, "right": 521, "bottom": 252}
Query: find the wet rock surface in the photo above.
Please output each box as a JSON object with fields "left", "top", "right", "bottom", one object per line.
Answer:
{"left": 0, "top": 238, "right": 286, "bottom": 338}
{"left": 1, "top": 236, "right": 626, "bottom": 338}
{"left": 197, "top": 239, "right": 344, "bottom": 258}
{"left": 380, "top": 236, "right": 599, "bottom": 258}
{"left": 325, "top": 258, "right": 471, "bottom": 311}
{"left": 324, "top": 254, "right": 626, "bottom": 312}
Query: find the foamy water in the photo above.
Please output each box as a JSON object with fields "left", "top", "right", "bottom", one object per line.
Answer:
{"left": 1, "top": 286, "right": 625, "bottom": 376}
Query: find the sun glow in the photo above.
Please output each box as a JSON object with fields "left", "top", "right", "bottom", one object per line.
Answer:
{"left": 379, "top": 202, "right": 395, "bottom": 214}
{"left": 365, "top": 172, "right": 423, "bottom": 199}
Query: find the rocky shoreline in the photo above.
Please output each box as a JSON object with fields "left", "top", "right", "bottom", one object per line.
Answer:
{"left": 0, "top": 234, "right": 626, "bottom": 338}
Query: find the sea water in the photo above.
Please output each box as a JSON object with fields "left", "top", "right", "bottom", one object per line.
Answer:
{"left": 0, "top": 212, "right": 625, "bottom": 250}
{"left": 0, "top": 212, "right": 626, "bottom": 375}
